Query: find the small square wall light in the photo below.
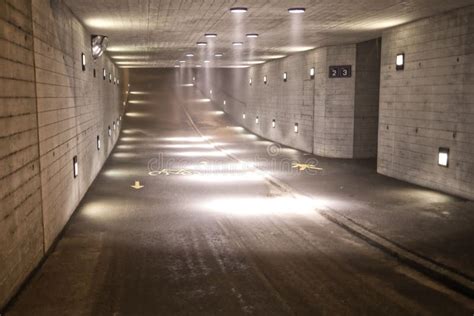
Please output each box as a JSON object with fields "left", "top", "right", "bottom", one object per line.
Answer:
{"left": 294, "top": 123, "right": 299, "bottom": 133}
{"left": 223, "top": 100, "right": 226, "bottom": 105}
{"left": 108, "top": 126, "right": 112, "bottom": 137}
{"left": 249, "top": 78, "right": 252, "bottom": 86}
{"left": 396, "top": 53, "right": 405, "bottom": 70}
{"left": 310, "top": 67, "right": 315, "bottom": 79}
{"left": 103, "top": 68, "right": 106, "bottom": 80}
{"left": 73, "top": 155, "right": 78, "bottom": 178}
{"left": 283, "top": 72, "right": 287, "bottom": 82}
{"left": 272, "top": 119, "right": 276, "bottom": 128}
{"left": 210, "top": 89, "right": 213, "bottom": 95}
{"left": 117, "top": 79, "right": 120, "bottom": 84}
{"left": 97, "top": 135, "right": 101, "bottom": 150}
{"left": 256, "top": 116, "right": 259, "bottom": 124}
{"left": 243, "top": 113, "right": 246, "bottom": 119}
{"left": 109, "top": 73, "right": 112, "bottom": 83}
{"left": 438, "top": 147, "right": 449, "bottom": 167}
{"left": 263, "top": 75, "right": 267, "bottom": 84}
{"left": 114, "top": 77, "right": 116, "bottom": 85}
{"left": 230, "top": 7, "right": 248, "bottom": 13}
{"left": 192, "top": 76, "right": 196, "bottom": 82}
{"left": 81, "top": 53, "right": 86, "bottom": 71}
{"left": 113, "top": 121, "right": 116, "bottom": 130}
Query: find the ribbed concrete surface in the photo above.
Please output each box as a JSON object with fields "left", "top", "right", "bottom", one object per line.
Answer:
{"left": 5, "top": 69, "right": 473, "bottom": 315}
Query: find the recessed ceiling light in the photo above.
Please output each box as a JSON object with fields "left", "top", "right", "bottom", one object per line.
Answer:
{"left": 196, "top": 65, "right": 202, "bottom": 68}
{"left": 233, "top": 42, "right": 243, "bottom": 46}
{"left": 205, "top": 33, "right": 217, "bottom": 38}
{"left": 230, "top": 7, "right": 248, "bottom": 13}
{"left": 288, "top": 8, "right": 305, "bottom": 13}
{"left": 179, "top": 60, "right": 186, "bottom": 63}
{"left": 246, "top": 33, "right": 259, "bottom": 38}
{"left": 204, "top": 60, "right": 210, "bottom": 63}
{"left": 197, "top": 42, "right": 207, "bottom": 46}
{"left": 215, "top": 53, "right": 223, "bottom": 57}
{"left": 174, "top": 65, "right": 180, "bottom": 68}
{"left": 186, "top": 53, "right": 194, "bottom": 57}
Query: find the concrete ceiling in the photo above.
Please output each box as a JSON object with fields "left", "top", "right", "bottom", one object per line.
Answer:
{"left": 65, "top": 0, "right": 474, "bottom": 68}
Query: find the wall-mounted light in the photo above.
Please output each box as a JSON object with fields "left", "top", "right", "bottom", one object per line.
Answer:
{"left": 73, "top": 155, "right": 78, "bottom": 178}
{"left": 113, "top": 121, "right": 116, "bottom": 130}
{"left": 209, "top": 89, "right": 213, "bottom": 95}
{"left": 246, "top": 33, "right": 259, "bottom": 38}
{"left": 91, "top": 35, "right": 108, "bottom": 59}
{"left": 256, "top": 116, "right": 259, "bottom": 124}
{"left": 109, "top": 73, "right": 112, "bottom": 83}
{"left": 103, "top": 68, "right": 106, "bottom": 80}
{"left": 223, "top": 100, "right": 226, "bottom": 105}
{"left": 205, "top": 33, "right": 217, "bottom": 38}
{"left": 438, "top": 147, "right": 449, "bottom": 167}
{"left": 396, "top": 53, "right": 405, "bottom": 70}
{"left": 97, "top": 135, "right": 101, "bottom": 150}
{"left": 108, "top": 126, "right": 111, "bottom": 137}
{"left": 310, "top": 67, "right": 315, "bottom": 79}
{"left": 249, "top": 78, "right": 252, "bottom": 85}
{"left": 243, "top": 113, "right": 246, "bottom": 119}
{"left": 294, "top": 123, "right": 299, "bottom": 133}
{"left": 81, "top": 53, "right": 86, "bottom": 71}
{"left": 272, "top": 119, "right": 276, "bottom": 128}
{"left": 119, "top": 115, "right": 122, "bottom": 121}
{"left": 192, "top": 76, "right": 196, "bottom": 81}
{"left": 230, "top": 7, "right": 248, "bottom": 13}
{"left": 288, "top": 8, "right": 305, "bottom": 13}
{"left": 263, "top": 75, "right": 267, "bottom": 84}
{"left": 283, "top": 72, "right": 287, "bottom": 82}
{"left": 114, "top": 77, "right": 116, "bottom": 85}
{"left": 117, "top": 119, "right": 120, "bottom": 127}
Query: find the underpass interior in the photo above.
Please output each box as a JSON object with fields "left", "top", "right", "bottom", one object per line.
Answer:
{"left": 1, "top": 1, "right": 474, "bottom": 315}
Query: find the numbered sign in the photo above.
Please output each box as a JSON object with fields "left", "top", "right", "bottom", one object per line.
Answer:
{"left": 329, "top": 66, "right": 339, "bottom": 78}
{"left": 328, "top": 65, "right": 352, "bottom": 78}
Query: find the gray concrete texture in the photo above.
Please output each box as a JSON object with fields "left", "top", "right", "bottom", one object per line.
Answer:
{"left": 0, "top": 0, "right": 126, "bottom": 308}
{"left": 196, "top": 5, "right": 474, "bottom": 200}
{"left": 4, "top": 68, "right": 474, "bottom": 314}
{"left": 63, "top": 0, "right": 474, "bottom": 67}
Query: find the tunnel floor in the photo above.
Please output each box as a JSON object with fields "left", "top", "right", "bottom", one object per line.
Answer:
{"left": 6, "top": 70, "right": 474, "bottom": 315}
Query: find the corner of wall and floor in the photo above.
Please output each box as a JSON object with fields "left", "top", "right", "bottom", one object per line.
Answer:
{"left": 194, "top": 5, "right": 474, "bottom": 201}
{"left": 0, "top": 0, "right": 128, "bottom": 309}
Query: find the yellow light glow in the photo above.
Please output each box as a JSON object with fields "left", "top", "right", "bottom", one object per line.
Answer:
{"left": 201, "top": 195, "right": 319, "bottom": 216}
{"left": 125, "top": 112, "right": 147, "bottom": 117}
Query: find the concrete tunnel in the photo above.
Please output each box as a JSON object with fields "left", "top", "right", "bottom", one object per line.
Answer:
{"left": 1, "top": 0, "right": 474, "bottom": 314}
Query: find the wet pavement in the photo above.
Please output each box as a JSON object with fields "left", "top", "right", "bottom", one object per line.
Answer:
{"left": 6, "top": 69, "right": 474, "bottom": 315}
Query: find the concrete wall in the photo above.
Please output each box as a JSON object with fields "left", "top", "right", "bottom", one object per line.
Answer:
{"left": 378, "top": 6, "right": 474, "bottom": 200}
{"left": 196, "top": 41, "right": 380, "bottom": 158}
{"left": 0, "top": 0, "right": 125, "bottom": 308}
{"left": 0, "top": 0, "right": 43, "bottom": 308}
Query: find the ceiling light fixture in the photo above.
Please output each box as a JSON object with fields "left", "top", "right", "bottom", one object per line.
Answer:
{"left": 205, "top": 33, "right": 217, "bottom": 38}
{"left": 197, "top": 42, "right": 207, "bottom": 46}
{"left": 186, "top": 53, "right": 194, "bottom": 57}
{"left": 288, "top": 8, "right": 305, "bottom": 13}
{"left": 204, "top": 60, "right": 210, "bottom": 63}
{"left": 230, "top": 7, "right": 248, "bottom": 13}
{"left": 179, "top": 60, "right": 186, "bottom": 63}
{"left": 215, "top": 53, "right": 223, "bottom": 57}
{"left": 233, "top": 42, "right": 243, "bottom": 46}
{"left": 246, "top": 33, "right": 259, "bottom": 38}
